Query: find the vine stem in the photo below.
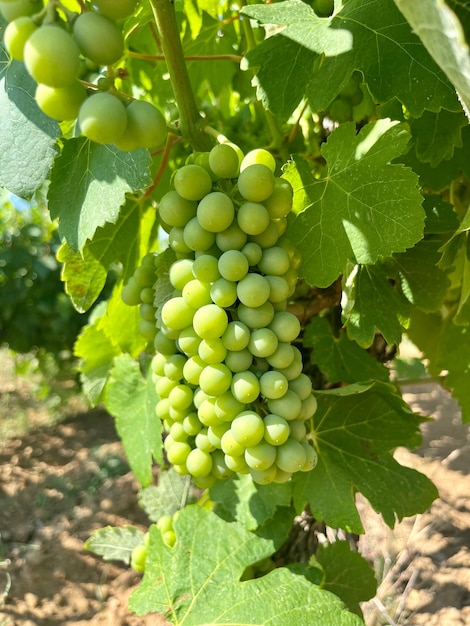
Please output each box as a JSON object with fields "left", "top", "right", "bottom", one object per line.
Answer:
{"left": 148, "top": 0, "right": 212, "bottom": 151}
{"left": 128, "top": 51, "right": 243, "bottom": 63}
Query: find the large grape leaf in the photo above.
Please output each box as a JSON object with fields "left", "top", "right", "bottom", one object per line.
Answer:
{"left": 285, "top": 120, "right": 425, "bottom": 288}
{"left": 293, "top": 382, "right": 438, "bottom": 533}
{"left": 393, "top": 0, "right": 470, "bottom": 119}
{"left": 304, "top": 316, "right": 390, "bottom": 383}
{"left": 85, "top": 525, "right": 145, "bottom": 565}
{"left": 410, "top": 110, "right": 467, "bottom": 167}
{"left": 0, "top": 43, "right": 60, "bottom": 198}
{"left": 48, "top": 138, "right": 152, "bottom": 250}
{"left": 130, "top": 506, "right": 363, "bottom": 625}
{"left": 106, "top": 353, "right": 162, "bottom": 486}
{"left": 242, "top": 0, "right": 459, "bottom": 119}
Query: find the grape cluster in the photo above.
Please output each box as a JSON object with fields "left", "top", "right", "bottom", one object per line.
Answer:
{"left": 131, "top": 514, "right": 176, "bottom": 572}
{"left": 1, "top": 0, "right": 167, "bottom": 150}
{"left": 123, "top": 145, "right": 318, "bottom": 487}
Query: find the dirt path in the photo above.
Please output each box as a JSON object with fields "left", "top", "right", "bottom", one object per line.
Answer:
{"left": 0, "top": 384, "right": 468, "bottom": 625}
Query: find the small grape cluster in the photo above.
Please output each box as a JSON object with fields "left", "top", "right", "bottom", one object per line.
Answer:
{"left": 1, "top": 0, "right": 167, "bottom": 150}
{"left": 123, "top": 145, "right": 318, "bottom": 487}
{"left": 130, "top": 514, "right": 176, "bottom": 572}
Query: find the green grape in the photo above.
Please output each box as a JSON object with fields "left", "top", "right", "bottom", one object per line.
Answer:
{"left": 156, "top": 515, "right": 173, "bottom": 534}
{"left": 161, "top": 296, "right": 194, "bottom": 330}
{"left": 208, "top": 143, "right": 240, "bottom": 178}
{"left": 263, "top": 413, "right": 290, "bottom": 446}
{"left": 236, "top": 273, "right": 270, "bottom": 308}
{"left": 220, "top": 429, "right": 245, "bottom": 456}
{"left": 78, "top": 92, "right": 127, "bottom": 144}
{"left": 265, "top": 343, "right": 294, "bottom": 370}
{"left": 237, "top": 164, "right": 275, "bottom": 202}
{"left": 198, "top": 363, "right": 232, "bottom": 396}
{"left": 182, "top": 279, "right": 212, "bottom": 309}
{"left": 133, "top": 263, "right": 156, "bottom": 287}
{"left": 154, "top": 331, "right": 176, "bottom": 355}
{"left": 168, "top": 383, "right": 193, "bottom": 410}
{"left": 94, "top": 0, "right": 138, "bottom": 20}
{"left": 121, "top": 276, "right": 141, "bottom": 306}
{"left": 183, "top": 217, "right": 216, "bottom": 252}
{"left": 35, "top": 81, "right": 87, "bottom": 121}
{"left": 73, "top": 12, "right": 124, "bottom": 66}
{"left": 268, "top": 311, "right": 301, "bottom": 342}
{"left": 198, "top": 338, "right": 227, "bottom": 364}
{"left": 237, "top": 202, "right": 270, "bottom": 236}
{"left": 245, "top": 440, "right": 276, "bottom": 471}
{"left": 214, "top": 391, "right": 245, "bottom": 421}
{"left": 130, "top": 543, "right": 147, "bottom": 572}
{"left": 156, "top": 398, "right": 170, "bottom": 421}
{"left": 222, "top": 321, "right": 250, "bottom": 351}
{"left": 182, "top": 355, "right": 205, "bottom": 385}
{"left": 166, "top": 440, "right": 191, "bottom": 465}
{"left": 186, "top": 448, "right": 213, "bottom": 477}
{"left": 231, "top": 371, "right": 260, "bottom": 404}
{"left": 155, "top": 376, "right": 177, "bottom": 398}
{"left": 231, "top": 410, "right": 265, "bottom": 447}
{"left": 183, "top": 412, "right": 202, "bottom": 436}
{"left": 139, "top": 319, "right": 157, "bottom": 341}
{"left": 299, "top": 393, "right": 318, "bottom": 421}
{"left": 289, "top": 419, "right": 307, "bottom": 442}
{"left": 241, "top": 242, "right": 263, "bottom": 266}
{"left": 0, "top": 0, "right": 42, "bottom": 22}
{"left": 24, "top": 25, "right": 81, "bottom": 87}
{"left": 193, "top": 304, "right": 228, "bottom": 339}
{"left": 159, "top": 191, "right": 197, "bottom": 228}
{"left": 311, "top": 0, "right": 334, "bottom": 17}
{"left": 240, "top": 148, "right": 276, "bottom": 173}
{"left": 168, "top": 226, "right": 192, "bottom": 254}
{"left": 196, "top": 191, "right": 234, "bottom": 233}
{"left": 194, "top": 429, "right": 216, "bottom": 453}
{"left": 267, "top": 390, "right": 302, "bottom": 421}
{"left": 193, "top": 473, "right": 217, "bottom": 489}
{"left": 207, "top": 423, "right": 230, "bottom": 448}
{"left": 192, "top": 254, "right": 220, "bottom": 283}
{"left": 224, "top": 349, "right": 253, "bottom": 373}
{"left": 218, "top": 250, "right": 249, "bottom": 282}
{"left": 211, "top": 449, "right": 234, "bottom": 480}
{"left": 258, "top": 246, "right": 291, "bottom": 276}
{"left": 237, "top": 301, "right": 274, "bottom": 329}
{"left": 162, "top": 529, "right": 177, "bottom": 547}
{"left": 265, "top": 275, "right": 290, "bottom": 303}
{"left": 248, "top": 328, "right": 278, "bottom": 358}
{"left": 151, "top": 352, "right": 167, "bottom": 375}
{"left": 264, "top": 178, "right": 294, "bottom": 219}
{"left": 177, "top": 326, "right": 201, "bottom": 356}
{"left": 225, "top": 452, "right": 250, "bottom": 473}
{"left": 115, "top": 100, "right": 167, "bottom": 150}
{"left": 250, "top": 464, "right": 278, "bottom": 485}
{"left": 215, "top": 221, "right": 247, "bottom": 252}
{"left": 174, "top": 164, "right": 213, "bottom": 201}
{"left": 276, "top": 439, "right": 307, "bottom": 473}
{"left": 288, "top": 373, "right": 313, "bottom": 401}
{"left": 169, "top": 258, "right": 194, "bottom": 290}
{"left": 198, "top": 397, "right": 222, "bottom": 427}
{"left": 259, "top": 370, "right": 288, "bottom": 400}
{"left": 163, "top": 354, "right": 186, "bottom": 381}
{"left": 170, "top": 421, "right": 189, "bottom": 441}
{"left": 4, "top": 16, "right": 38, "bottom": 61}
{"left": 249, "top": 220, "right": 279, "bottom": 249}
{"left": 210, "top": 278, "right": 237, "bottom": 307}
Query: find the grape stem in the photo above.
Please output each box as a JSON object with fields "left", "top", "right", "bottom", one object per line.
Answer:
{"left": 128, "top": 51, "right": 243, "bottom": 63}
{"left": 149, "top": 0, "right": 212, "bottom": 151}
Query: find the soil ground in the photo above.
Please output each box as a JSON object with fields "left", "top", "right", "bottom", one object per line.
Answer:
{"left": 0, "top": 355, "right": 469, "bottom": 625}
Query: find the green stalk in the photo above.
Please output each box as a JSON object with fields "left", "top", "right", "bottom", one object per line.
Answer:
{"left": 149, "top": 0, "right": 211, "bottom": 151}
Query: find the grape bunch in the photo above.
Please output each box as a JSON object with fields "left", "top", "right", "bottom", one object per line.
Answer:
{"left": 123, "top": 145, "right": 318, "bottom": 487}
{"left": 1, "top": 0, "right": 167, "bottom": 150}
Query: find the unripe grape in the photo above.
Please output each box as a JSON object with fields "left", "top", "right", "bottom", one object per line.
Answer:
{"left": 0, "top": 0, "right": 42, "bottom": 22}
{"left": 197, "top": 192, "right": 234, "bottom": 233}
{"left": 208, "top": 143, "right": 240, "bottom": 178}
{"left": 237, "top": 202, "right": 270, "bottom": 236}
{"left": 161, "top": 296, "right": 194, "bottom": 330}
{"left": 276, "top": 439, "right": 307, "bottom": 473}
{"left": 73, "top": 12, "right": 124, "bottom": 66}
{"left": 240, "top": 148, "right": 276, "bottom": 173}
{"left": 231, "top": 371, "right": 260, "bottom": 404}
{"left": 35, "top": 82, "right": 87, "bottom": 121}
{"left": 183, "top": 217, "right": 216, "bottom": 252}
{"left": 245, "top": 441, "right": 276, "bottom": 471}
{"left": 264, "top": 178, "right": 294, "bottom": 219}
{"left": 263, "top": 413, "right": 290, "bottom": 446}
{"left": 259, "top": 370, "right": 288, "bottom": 399}
{"left": 237, "top": 273, "right": 270, "bottom": 308}
{"left": 193, "top": 304, "right": 228, "bottom": 339}
{"left": 4, "top": 15, "right": 38, "bottom": 61}
{"left": 115, "top": 100, "right": 167, "bottom": 151}
{"left": 216, "top": 221, "right": 247, "bottom": 252}
{"left": 238, "top": 164, "right": 275, "bottom": 202}
{"left": 78, "top": 93, "right": 127, "bottom": 144}
{"left": 218, "top": 250, "right": 249, "bottom": 282}
{"left": 94, "top": 0, "right": 138, "bottom": 20}
{"left": 174, "top": 164, "right": 212, "bottom": 201}
{"left": 231, "top": 411, "right": 264, "bottom": 447}
{"left": 186, "top": 448, "right": 213, "bottom": 477}
{"left": 24, "top": 25, "right": 81, "bottom": 87}
{"left": 210, "top": 278, "right": 238, "bottom": 308}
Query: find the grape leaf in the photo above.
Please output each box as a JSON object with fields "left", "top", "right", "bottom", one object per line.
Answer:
{"left": 48, "top": 138, "right": 152, "bottom": 250}
{"left": 210, "top": 473, "right": 293, "bottom": 531}
{"left": 242, "top": 0, "right": 459, "bottom": 119}
{"left": 58, "top": 243, "right": 108, "bottom": 314}
{"left": 312, "top": 541, "right": 377, "bottom": 616}
{"left": 285, "top": 120, "right": 425, "bottom": 288}
{"left": 304, "top": 316, "right": 389, "bottom": 383}
{"left": 293, "top": 382, "right": 438, "bottom": 533}
{"left": 411, "top": 110, "right": 467, "bottom": 167}
{"left": 154, "top": 247, "right": 178, "bottom": 325}
{"left": 139, "top": 469, "right": 197, "bottom": 522}
{"left": 0, "top": 48, "right": 59, "bottom": 198}
{"left": 130, "top": 506, "right": 363, "bottom": 625}
{"left": 85, "top": 525, "right": 145, "bottom": 564}
{"left": 106, "top": 353, "right": 162, "bottom": 486}
{"left": 393, "top": 0, "right": 470, "bottom": 119}
{"left": 423, "top": 194, "right": 459, "bottom": 235}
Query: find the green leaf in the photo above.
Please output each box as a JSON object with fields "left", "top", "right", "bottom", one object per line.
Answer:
{"left": 423, "top": 194, "right": 459, "bottom": 235}
{"left": 85, "top": 525, "right": 145, "bottom": 564}
{"left": 210, "top": 473, "right": 293, "bottom": 531}
{"left": 411, "top": 110, "right": 467, "bottom": 167}
{"left": 304, "top": 316, "right": 389, "bottom": 383}
{"left": 0, "top": 51, "right": 59, "bottom": 198}
{"left": 313, "top": 541, "right": 377, "bottom": 616}
{"left": 139, "top": 469, "right": 196, "bottom": 522}
{"left": 342, "top": 263, "right": 410, "bottom": 348}
{"left": 393, "top": 0, "right": 470, "bottom": 119}
{"left": 48, "top": 138, "right": 152, "bottom": 250}
{"left": 58, "top": 243, "right": 107, "bottom": 314}
{"left": 293, "top": 382, "right": 438, "bottom": 533}
{"left": 130, "top": 506, "right": 363, "bottom": 625}
{"left": 106, "top": 354, "right": 163, "bottom": 485}
{"left": 285, "top": 120, "right": 424, "bottom": 287}
{"left": 154, "top": 247, "right": 178, "bottom": 325}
